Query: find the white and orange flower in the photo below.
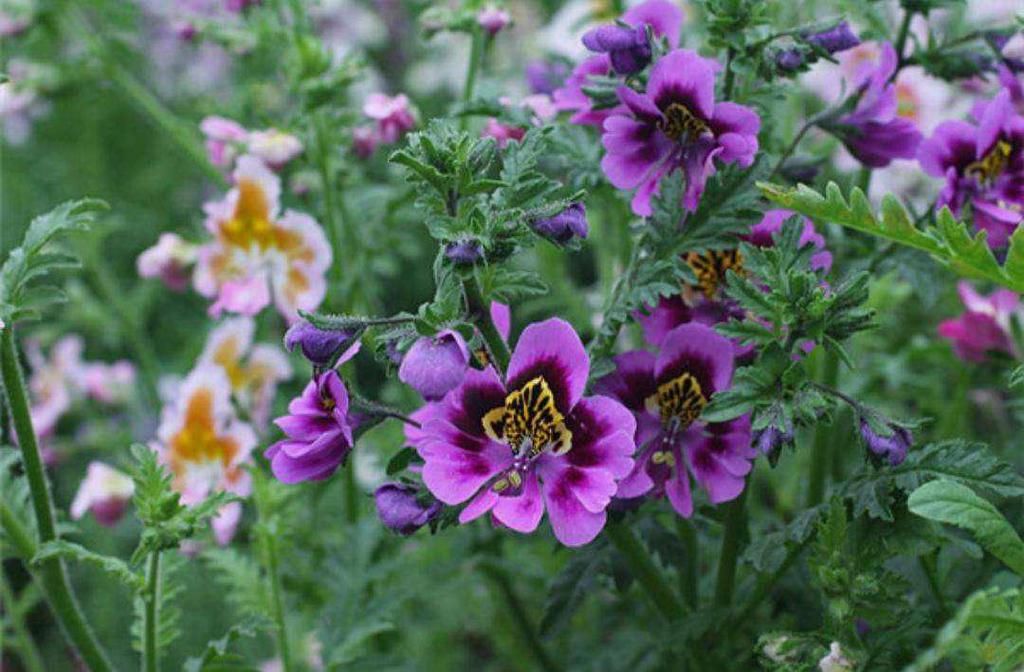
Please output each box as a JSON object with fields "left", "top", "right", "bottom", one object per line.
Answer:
{"left": 194, "top": 155, "right": 331, "bottom": 322}
{"left": 26, "top": 335, "right": 83, "bottom": 437}
{"left": 198, "top": 316, "right": 292, "bottom": 430}
{"left": 153, "top": 366, "right": 256, "bottom": 545}
{"left": 71, "top": 462, "right": 135, "bottom": 527}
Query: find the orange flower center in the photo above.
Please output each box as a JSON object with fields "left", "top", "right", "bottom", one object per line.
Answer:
{"left": 168, "top": 388, "right": 239, "bottom": 473}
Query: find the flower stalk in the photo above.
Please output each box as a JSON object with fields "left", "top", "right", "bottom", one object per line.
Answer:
{"left": 0, "top": 327, "right": 115, "bottom": 672}
{"left": 462, "top": 275, "right": 511, "bottom": 373}
{"left": 807, "top": 350, "right": 840, "bottom": 507}
{"left": 714, "top": 488, "right": 749, "bottom": 607}
{"left": 142, "top": 551, "right": 162, "bottom": 672}
{"left": 675, "top": 517, "right": 699, "bottom": 608}
{"left": 479, "top": 560, "right": 560, "bottom": 672}
{"left": 605, "top": 523, "right": 684, "bottom": 620}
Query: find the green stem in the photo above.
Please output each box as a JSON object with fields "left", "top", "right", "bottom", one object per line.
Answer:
{"left": 919, "top": 553, "right": 949, "bottom": 620}
{"left": 142, "top": 552, "right": 161, "bottom": 672}
{"left": 0, "top": 577, "right": 47, "bottom": 672}
{"left": 714, "top": 488, "right": 748, "bottom": 608}
{"left": 1, "top": 328, "right": 115, "bottom": 672}
{"left": 265, "top": 533, "right": 293, "bottom": 672}
{"left": 723, "top": 48, "right": 736, "bottom": 99}
{"left": 807, "top": 352, "right": 840, "bottom": 508}
{"left": 605, "top": 523, "right": 684, "bottom": 620}
{"left": 893, "top": 10, "right": 914, "bottom": 68}
{"left": 462, "top": 275, "right": 511, "bottom": 373}
{"left": 462, "top": 31, "right": 483, "bottom": 106}
{"left": 479, "top": 561, "right": 560, "bottom": 672}
{"left": 314, "top": 113, "right": 346, "bottom": 291}
{"left": 674, "top": 517, "right": 699, "bottom": 609}
{"left": 68, "top": 10, "right": 224, "bottom": 186}
{"left": 342, "top": 459, "right": 360, "bottom": 524}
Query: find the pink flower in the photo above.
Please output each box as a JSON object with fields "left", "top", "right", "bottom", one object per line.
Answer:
{"left": 194, "top": 155, "right": 332, "bottom": 322}
{"left": 476, "top": 6, "right": 511, "bottom": 36}
{"left": 137, "top": 232, "right": 197, "bottom": 291}
{"left": 152, "top": 366, "right": 256, "bottom": 544}
{"left": 247, "top": 129, "right": 303, "bottom": 169}
{"left": 363, "top": 93, "right": 416, "bottom": 144}
{"left": 481, "top": 117, "right": 526, "bottom": 148}
{"left": 71, "top": 462, "right": 134, "bottom": 527}
{"left": 351, "top": 126, "right": 379, "bottom": 158}
{"left": 26, "top": 336, "right": 83, "bottom": 438}
{"left": 200, "top": 115, "right": 249, "bottom": 168}
{"left": 81, "top": 361, "right": 137, "bottom": 405}
{"left": 938, "top": 281, "right": 1021, "bottom": 362}
{"left": 198, "top": 317, "right": 292, "bottom": 429}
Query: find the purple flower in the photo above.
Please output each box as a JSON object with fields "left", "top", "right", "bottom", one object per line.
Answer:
{"left": 552, "top": 0, "right": 682, "bottom": 127}
{"left": 374, "top": 482, "right": 442, "bottom": 535}
{"left": 476, "top": 6, "right": 511, "bottom": 37}
{"left": 525, "top": 60, "right": 570, "bottom": 95}
{"left": 858, "top": 418, "right": 912, "bottom": 466}
{"left": 804, "top": 22, "right": 860, "bottom": 55}
{"left": 265, "top": 370, "right": 355, "bottom": 483}
{"left": 937, "top": 281, "right": 1020, "bottom": 362}
{"left": 531, "top": 203, "right": 589, "bottom": 243}
{"left": 582, "top": 24, "right": 651, "bottom": 75}
{"left": 444, "top": 239, "right": 484, "bottom": 265}
{"left": 752, "top": 425, "right": 793, "bottom": 466}
{"left": 597, "top": 323, "right": 755, "bottom": 517}
{"left": 832, "top": 43, "right": 922, "bottom": 168}
{"left": 919, "top": 89, "right": 1024, "bottom": 248}
{"left": 748, "top": 209, "right": 833, "bottom": 273}
{"left": 284, "top": 320, "right": 362, "bottom": 368}
{"left": 775, "top": 48, "right": 806, "bottom": 73}
{"left": 600, "top": 49, "right": 761, "bottom": 215}
{"left": 412, "top": 319, "right": 636, "bottom": 547}
{"left": 398, "top": 330, "right": 470, "bottom": 401}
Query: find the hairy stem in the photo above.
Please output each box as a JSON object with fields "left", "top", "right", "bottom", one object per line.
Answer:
{"left": 714, "top": 488, "right": 748, "bottom": 608}
{"left": 479, "top": 561, "right": 561, "bottom": 672}
{"left": 675, "top": 517, "right": 699, "bottom": 609}
{"left": 462, "top": 31, "right": 484, "bottom": 106}
{"left": 343, "top": 460, "right": 360, "bottom": 524}
{"left": 1, "top": 328, "right": 115, "bottom": 672}
{"left": 265, "top": 532, "right": 293, "bottom": 672}
{"left": 462, "top": 275, "right": 511, "bottom": 373}
{"left": 142, "top": 552, "right": 162, "bottom": 672}
{"left": 807, "top": 351, "right": 840, "bottom": 507}
{"left": 315, "top": 112, "right": 347, "bottom": 291}
{"left": 606, "top": 523, "right": 684, "bottom": 620}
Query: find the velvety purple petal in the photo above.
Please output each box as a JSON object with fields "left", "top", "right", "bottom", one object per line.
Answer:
{"left": 439, "top": 366, "right": 507, "bottom": 439}
{"left": 595, "top": 351, "right": 657, "bottom": 414}
{"left": 539, "top": 462, "right": 608, "bottom": 547}
{"left": 506, "top": 318, "right": 589, "bottom": 414}
{"left": 664, "top": 466, "right": 694, "bottom": 517}
{"left": 582, "top": 24, "right": 642, "bottom": 52}
{"left": 977, "top": 90, "right": 1014, "bottom": 157}
{"left": 399, "top": 330, "right": 470, "bottom": 401}
{"left": 615, "top": 448, "right": 656, "bottom": 499}
{"left": 405, "top": 403, "right": 442, "bottom": 452}
{"left": 710, "top": 102, "right": 760, "bottom": 138}
{"left": 647, "top": 49, "right": 716, "bottom": 120}
{"left": 600, "top": 115, "right": 674, "bottom": 190}
{"left": 617, "top": 86, "right": 663, "bottom": 123}
{"left": 421, "top": 439, "right": 509, "bottom": 505}
{"left": 918, "top": 120, "right": 978, "bottom": 177}
{"left": 490, "top": 301, "right": 511, "bottom": 341}
{"left": 843, "top": 118, "right": 922, "bottom": 168}
{"left": 622, "top": 0, "right": 683, "bottom": 48}
{"left": 655, "top": 322, "right": 735, "bottom": 396}
{"left": 274, "top": 413, "right": 336, "bottom": 441}
{"left": 459, "top": 488, "right": 500, "bottom": 523}
{"left": 636, "top": 296, "right": 692, "bottom": 347}
{"left": 492, "top": 471, "right": 545, "bottom": 533}
{"left": 973, "top": 198, "right": 1022, "bottom": 248}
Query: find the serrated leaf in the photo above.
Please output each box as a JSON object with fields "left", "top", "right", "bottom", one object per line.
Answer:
{"left": 908, "top": 480, "right": 1024, "bottom": 576}
{"left": 32, "top": 540, "right": 145, "bottom": 591}
{"left": 759, "top": 181, "right": 1024, "bottom": 292}
{"left": 182, "top": 622, "right": 258, "bottom": 672}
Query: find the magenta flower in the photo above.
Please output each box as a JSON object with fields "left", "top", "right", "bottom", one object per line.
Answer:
{"left": 597, "top": 323, "right": 754, "bottom": 517}
{"left": 831, "top": 43, "right": 922, "bottom": 168}
{"left": 398, "top": 330, "right": 470, "bottom": 401}
{"left": 748, "top": 209, "right": 833, "bottom": 273}
{"left": 481, "top": 117, "right": 526, "bottom": 148}
{"left": 476, "top": 6, "right": 511, "bottom": 36}
{"left": 600, "top": 49, "right": 760, "bottom": 216}
{"left": 265, "top": 370, "right": 355, "bottom": 483}
{"left": 530, "top": 202, "right": 589, "bottom": 243}
{"left": 363, "top": 93, "right": 416, "bottom": 144}
{"left": 374, "top": 482, "right": 442, "bottom": 535}
{"left": 200, "top": 115, "right": 249, "bottom": 168}
{"left": 284, "top": 320, "right": 362, "bottom": 368}
{"left": 937, "top": 281, "right": 1021, "bottom": 362}
{"left": 414, "top": 319, "right": 635, "bottom": 547}
{"left": 71, "top": 462, "right": 134, "bottom": 527}
{"left": 525, "top": 60, "right": 570, "bottom": 96}
{"left": 137, "top": 232, "right": 197, "bottom": 292}
{"left": 919, "top": 90, "right": 1024, "bottom": 248}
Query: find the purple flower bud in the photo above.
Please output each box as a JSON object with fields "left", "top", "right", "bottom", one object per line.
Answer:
{"left": 374, "top": 482, "right": 442, "bottom": 535}
{"left": 398, "top": 329, "right": 469, "bottom": 401}
{"left": 581, "top": 24, "right": 651, "bottom": 74}
{"left": 804, "top": 21, "right": 860, "bottom": 55}
{"left": 525, "top": 60, "right": 570, "bottom": 95}
{"left": 859, "top": 418, "right": 912, "bottom": 466}
{"left": 775, "top": 48, "right": 806, "bottom": 73}
{"left": 284, "top": 320, "right": 362, "bottom": 368}
{"left": 531, "top": 203, "right": 588, "bottom": 244}
{"left": 476, "top": 6, "right": 511, "bottom": 37}
{"left": 752, "top": 425, "right": 793, "bottom": 466}
{"left": 444, "top": 239, "right": 484, "bottom": 266}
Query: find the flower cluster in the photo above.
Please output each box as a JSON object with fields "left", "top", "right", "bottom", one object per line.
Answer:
{"left": 200, "top": 116, "right": 304, "bottom": 171}
{"left": 352, "top": 93, "right": 417, "bottom": 158}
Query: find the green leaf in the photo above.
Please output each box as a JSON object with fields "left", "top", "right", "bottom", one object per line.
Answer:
{"left": 202, "top": 548, "right": 273, "bottom": 623}
{"left": 908, "top": 480, "right": 1024, "bottom": 576}
{"left": 840, "top": 440, "right": 1024, "bottom": 521}
{"left": 326, "top": 621, "right": 397, "bottom": 666}
{"left": 759, "top": 181, "right": 1024, "bottom": 292}
{"left": 32, "top": 540, "right": 145, "bottom": 591}
{"left": 0, "top": 448, "right": 35, "bottom": 552}
{"left": 540, "top": 539, "right": 612, "bottom": 634}
{"left": 182, "top": 622, "right": 258, "bottom": 672}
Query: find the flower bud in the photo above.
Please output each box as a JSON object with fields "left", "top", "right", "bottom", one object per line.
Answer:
{"left": 525, "top": 60, "right": 569, "bottom": 95}
{"left": 476, "top": 6, "right": 511, "bottom": 37}
{"left": 530, "top": 203, "right": 589, "bottom": 243}
{"left": 581, "top": 24, "right": 651, "bottom": 74}
{"left": 70, "top": 462, "right": 134, "bottom": 527}
{"left": 136, "top": 233, "right": 197, "bottom": 292}
{"left": 752, "top": 425, "right": 793, "bottom": 467}
{"left": 775, "top": 47, "right": 807, "bottom": 73}
{"left": 374, "top": 482, "right": 442, "bottom": 535}
{"left": 284, "top": 320, "right": 362, "bottom": 368}
{"left": 444, "top": 239, "right": 484, "bottom": 266}
{"left": 398, "top": 330, "right": 469, "bottom": 401}
{"left": 858, "top": 418, "right": 912, "bottom": 466}
{"left": 804, "top": 21, "right": 860, "bottom": 55}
